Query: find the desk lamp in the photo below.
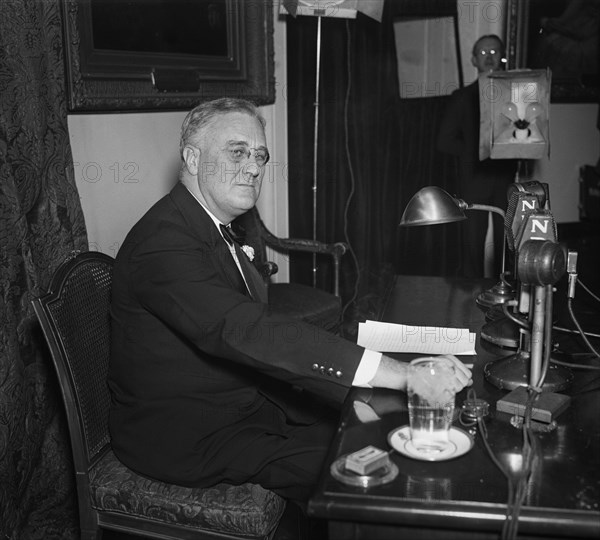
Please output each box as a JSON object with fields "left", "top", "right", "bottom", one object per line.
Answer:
{"left": 399, "top": 186, "right": 514, "bottom": 307}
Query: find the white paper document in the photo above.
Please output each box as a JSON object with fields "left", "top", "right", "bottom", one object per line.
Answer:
{"left": 357, "top": 320, "right": 476, "bottom": 355}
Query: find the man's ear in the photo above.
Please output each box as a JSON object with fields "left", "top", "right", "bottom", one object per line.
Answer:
{"left": 470, "top": 54, "right": 477, "bottom": 69}
{"left": 182, "top": 145, "right": 199, "bottom": 175}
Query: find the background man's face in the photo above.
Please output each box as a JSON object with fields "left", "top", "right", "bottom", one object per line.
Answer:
{"left": 471, "top": 37, "right": 504, "bottom": 73}
{"left": 196, "top": 112, "right": 268, "bottom": 224}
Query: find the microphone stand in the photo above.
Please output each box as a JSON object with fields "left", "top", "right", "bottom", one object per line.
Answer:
{"left": 484, "top": 239, "right": 573, "bottom": 398}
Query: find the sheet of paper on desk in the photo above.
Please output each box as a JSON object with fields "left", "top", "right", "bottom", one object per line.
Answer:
{"left": 357, "top": 320, "right": 476, "bottom": 355}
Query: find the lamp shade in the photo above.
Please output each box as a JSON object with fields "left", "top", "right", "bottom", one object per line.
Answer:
{"left": 399, "top": 186, "right": 467, "bottom": 226}
{"left": 281, "top": 0, "right": 384, "bottom": 21}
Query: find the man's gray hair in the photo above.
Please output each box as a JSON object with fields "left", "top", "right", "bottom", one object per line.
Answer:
{"left": 179, "top": 98, "right": 266, "bottom": 157}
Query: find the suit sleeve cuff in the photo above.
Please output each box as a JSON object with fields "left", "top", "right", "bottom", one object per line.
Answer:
{"left": 352, "top": 350, "right": 382, "bottom": 387}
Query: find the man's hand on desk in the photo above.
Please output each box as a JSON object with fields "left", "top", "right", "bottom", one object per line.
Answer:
{"left": 368, "top": 354, "right": 473, "bottom": 392}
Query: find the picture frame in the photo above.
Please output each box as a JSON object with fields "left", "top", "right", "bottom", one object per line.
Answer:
{"left": 505, "top": 0, "right": 599, "bottom": 103}
{"left": 62, "top": 0, "right": 275, "bottom": 112}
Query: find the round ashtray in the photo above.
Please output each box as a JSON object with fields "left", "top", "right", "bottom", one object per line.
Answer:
{"left": 330, "top": 454, "right": 399, "bottom": 488}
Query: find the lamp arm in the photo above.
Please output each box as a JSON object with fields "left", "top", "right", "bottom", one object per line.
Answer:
{"left": 457, "top": 200, "right": 507, "bottom": 272}
{"left": 464, "top": 203, "right": 505, "bottom": 219}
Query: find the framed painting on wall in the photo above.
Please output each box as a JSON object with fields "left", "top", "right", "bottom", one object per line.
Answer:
{"left": 62, "top": 0, "right": 275, "bottom": 112}
{"left": 505, "top": 0, "right": 599, "bottom": 103}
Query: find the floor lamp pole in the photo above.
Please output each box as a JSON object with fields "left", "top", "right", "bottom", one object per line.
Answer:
{"left": 312, "top": 15, "right": 322, "bottom": 288}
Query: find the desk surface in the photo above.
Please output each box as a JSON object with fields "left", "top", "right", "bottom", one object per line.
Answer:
{"left": 308, "top": 275, "right": 600, "bottom": 540}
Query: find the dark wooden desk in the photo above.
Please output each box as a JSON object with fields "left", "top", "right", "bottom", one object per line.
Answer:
{"left": 308, "top": 275, "right": 600, "bottom": 540}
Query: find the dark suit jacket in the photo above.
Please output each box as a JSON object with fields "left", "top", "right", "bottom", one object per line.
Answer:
{"left": 437, "top": 80, "right": 516, "bottom": 201}
{"left": 108, "top": 182, "right": 364, "bottom": 487}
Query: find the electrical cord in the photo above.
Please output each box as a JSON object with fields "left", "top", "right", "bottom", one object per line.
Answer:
{"left": 551, "top": 348, "right": 600, "bottom": 371}
{"left": 477, "top": 414, "right": 517, "bottom": 540}
{"left": 567, "top": 298, "right": 600, "bottom": 358}
{"left": 578, "top": 278, "right": 600, "bottom": 303}
{"left": 551, "top": 358, "right": 600, "bottom": 370}
{"left": 552, "top": 268, "right": 600, "bottom": 346}
{"left": 498, "top": 285, "right": 556, "bottom": 540}
{"left": 551, "top": 261, "right": 600, "bottom": 365}
{"left": 499, "top": 346, "right": 546, "bottom": 540}
{"left": 502, "top": 300, "right": 530, "bottom": 331}
{"left": 498, "top": 286, "right": 554, "bottom": 538}
{"left": 506, "top": 389, "right": 538, "bottom": 540}
{"left": 553, "top": 325, "right": 600, "bottom": 340}
{"left": 461, "top": 390, "right": 518, "bottom": 540}
{"left": 497, "top": 381, "right": 543, "bottom": 540}
{"left": 340, "top": 19, "right": 361, "bottom": 323}
{"left": 465, "top": 284, "right": 551, "bottom": 540}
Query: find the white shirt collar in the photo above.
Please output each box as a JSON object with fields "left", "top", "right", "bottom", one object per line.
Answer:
{"left": 183, "top": 184, "right": 230, "bottom": 234}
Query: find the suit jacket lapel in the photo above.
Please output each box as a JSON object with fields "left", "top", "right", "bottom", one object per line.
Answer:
{"left": 234, "top": 242, "right": 268, "bottom": 303}
{"left": 169, "top": 183, "right": 261, "bottom": 300}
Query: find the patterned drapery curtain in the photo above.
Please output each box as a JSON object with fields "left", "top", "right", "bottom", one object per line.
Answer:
{"left": 0, "top": 1, "right": 87, "bottom": 537}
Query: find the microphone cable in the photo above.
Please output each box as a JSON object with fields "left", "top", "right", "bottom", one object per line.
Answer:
{"left": 551, "top": 258, "right": 600, "bottom": 367}
{"left": 563, "top": 261, "right": 600, "bottom": 358}
{"left": 577, "top": 277, "right": 600, "bottom": 303}
{"left": 566, "top": 298, "right": 600, "bottom": 358}
{"left": 461, "top": 388, "right": 521, "bottom": 540}
{"left": 499, "top": 286, "right": 553, "bottom": 540}
{"left": 503, "top": 387, "right": 539, "bottom": 540}
{"left": 467, "top": 286, "right": 553, "bottom": 540}
{"left": 553, "top": 325, "right": 600, "bottom": 340}
{"left": 461, "top": 392, "right": 515, "bottom": 540}
{"left": 553, "top": 275, "right": 600, "bottom": 341}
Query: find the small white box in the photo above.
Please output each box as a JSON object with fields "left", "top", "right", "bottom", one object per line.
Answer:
{"left": 345, "top": 445, "right": 389, "bottom": 475}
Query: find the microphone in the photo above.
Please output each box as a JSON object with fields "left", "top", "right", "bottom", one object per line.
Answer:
{"left": 505, "top": 191, "right": 543, "bottom": 253}
{"left": 514, "top": 208, "right": 557, "bottom": 250}
{"left": 505, "top": 180, "right": 550, "bottom": 254}
{"left": 484, "top": 206, "right": 573, "bottom": 401}
{"left": 480, "top": 183, "right": 546, "bottom": 348}
{"left": 516, "top": 238, "right": 567, "bottom": 386}
{"left": 476, "top": 182, "right": 547, "bottom": 315}
{"left": 506, "top": 180, "right": 549, "bottom": 208}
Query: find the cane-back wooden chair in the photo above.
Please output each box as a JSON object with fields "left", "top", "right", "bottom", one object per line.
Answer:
{"left": 32, "top": 251, "right": 285, "bottom": 540}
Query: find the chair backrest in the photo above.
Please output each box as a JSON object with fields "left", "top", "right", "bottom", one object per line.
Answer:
{"left": 32, "top": 251, "right": 115, "bottom": 473}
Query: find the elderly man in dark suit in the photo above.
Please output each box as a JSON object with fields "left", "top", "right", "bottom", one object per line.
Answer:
{"left": 108, "top": 98, "right": 472, "bottom": 504}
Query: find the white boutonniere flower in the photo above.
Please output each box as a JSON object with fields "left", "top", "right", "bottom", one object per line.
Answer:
{"left": 241, "top": 245, "right": 255, "bottom": 261}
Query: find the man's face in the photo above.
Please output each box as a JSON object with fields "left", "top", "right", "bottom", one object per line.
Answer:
{"left": 188, "top": 112, "right": 269, "bottom": 224}
{"left": 471, "top": 37, "right": 504, "bottom": 73}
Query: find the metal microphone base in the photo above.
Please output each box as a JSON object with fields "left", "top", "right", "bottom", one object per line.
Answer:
{"left": 476, "top": 279, "right": 516, "bottom": 311}
{"left": 484, "top": 304, "right": 506, "bottom": 322}
{"left": 481, "top": 313, "right": 521, "bottom": 349}
{"left": 483, "top": 349, "right": 573, "bottom": 392}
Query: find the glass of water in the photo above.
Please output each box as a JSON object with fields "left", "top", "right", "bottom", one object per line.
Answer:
{"left": 407, "top": 357, "right": 456, "bottom": 454}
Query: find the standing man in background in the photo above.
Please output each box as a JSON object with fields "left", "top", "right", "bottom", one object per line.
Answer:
{"left": 438, "top": 34, "right": 518, "bottom": 278}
